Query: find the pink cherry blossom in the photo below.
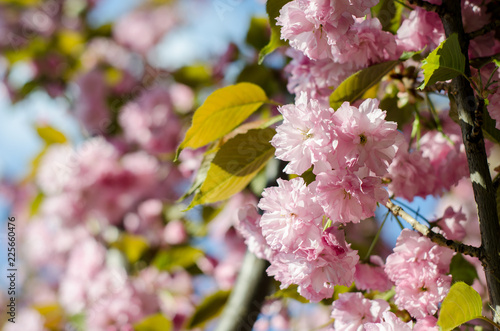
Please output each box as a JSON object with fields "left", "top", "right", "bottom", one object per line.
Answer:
{"left": 40, "top": 137, "right": 161, "bottom": 225}
{"left": 119, "top": 87, "right": 181, "bottom": 155}
{"left": 258, "top": 177, "right": 324, "bottom": 253}
{"left": 387, "top": 146, "right": 437, "bottom": 201}
{"left": 436, "top": 206, "right": 467, "bottom": 241}
{"left": 354, "top": 255, "right": 393, "bottom": 292}
{"left": 331, "top": 292, "right": 390, "bottom": 331}
{"left": 268, "top": 227, "right": 359, "bottom": 302}
{"left": 316, "top": 168, "right": 388, "bottom": 224}
{"left": 284, "top": 48, "right": 355, "bottom": 104}
{"left": 73, "top": 69, "right": 110, "bottom": 135}
{"left": 396, "top": 8, "right": 445, "bottom": 53}
{"left": 332, "top": 18, "right": 400, "bottom": 67}
{"left": 272, "top": 92, "right": 334, "bottom": 175}
{"left": 413, "top": 315, "right": 438, "bottom": 331}
{"left": 331, "top": 98, "right": 404, "bottom": 176}
{"left": 113, "top": 6, "right": 177, "bottom": 54}
{"left": 393, "top": 267, "right": 451, "bottom": 319}
{"left": 277, "top": 0, "right": 352, "bottom": 60}
{"left": 163, "top": 219, "right": 188, "bottom": 245}
{"left": 364, "top": 311, "right": 413, "bottom": 331}
{"left": 386, "top": 229, "right": 454, "bottom": 280}
{"left": 418, "top": 119, "right": 469, "bottom": 193}
{"left": 236, "top": 204, "right": 273, "bottom": 261}
{"left": 385, "top": 229, "right": 454, "bottom": 318}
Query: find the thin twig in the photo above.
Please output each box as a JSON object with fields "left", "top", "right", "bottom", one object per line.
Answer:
{"left": 407, "top": 0, "right": 442, "bottom": 13}
{"left": 467, "top": 20, "right": 500, "bottom": 41}
{"left": 385, "top": 200, "right": 485, "bottom": 260}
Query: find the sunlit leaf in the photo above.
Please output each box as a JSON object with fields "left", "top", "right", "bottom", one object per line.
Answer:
{"left": 153, "top": 246, "right": 204, "bottom": 271}
{"left": 188, "top": 128, "right": 275, "bottom": 208}
{"left": 29, "top": 192, "right": 44, "bottom": 217}
{"left": 36, "top": 125, "right": 67, "bottom": 144}
{"left": 271, "top": 284, "right": 309, "bottom": 303}
{"left": 33, "top": 304, "right": 64, "bottom": 330}
{"left": 437, "top": 282, "right": 483, "bottom": 331}
{"left": 177, "top": 83, "right": 268, "bottom": 158}
{"left": 329, "top": 60, "right": 399, "bottom": 109}
{"left": 57, "top": 29, "right": 84, "bottom": 55}
{"left": 172, "top": 64, "right": 212, "bottom": 87}
{"left": 134, "top": 313, "right": 172, "bottom": 331}
{"left": 187, "top": 290, "right": 231, "bottom": 328}
{"left": 419, "top": 33, "right": 465, "bottom": 89}
{"left": 112, "top": 234, "right": 149, "bottom": 264}
{"left": 258, "top": 0, "right": 292, "bottom": 64}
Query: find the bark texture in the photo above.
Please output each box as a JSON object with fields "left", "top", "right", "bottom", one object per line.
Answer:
{"left": 439, "top": 0, "right": 500, "bottom": 324}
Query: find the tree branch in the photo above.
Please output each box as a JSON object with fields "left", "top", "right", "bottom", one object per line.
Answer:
{"left": 439, "top": 0, "right": 500, "bottom": 325}
{"left": 385, "top": 200, "right": 484, "bottom": 260}
{"left": 214, "top": 252, "right": 271, "bottom": 331}
{"left": 467, "top": 20, "right": 500, "bottom": 41}
{"left": 407, "top": 0, "right": 442, "bottom": 14}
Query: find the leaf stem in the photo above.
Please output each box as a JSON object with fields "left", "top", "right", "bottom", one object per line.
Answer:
{"left": 476, "top": 316, "right": 500, "bottom": 330}
{"left": 364, "top": 210, "right": 389, "bottom": 261}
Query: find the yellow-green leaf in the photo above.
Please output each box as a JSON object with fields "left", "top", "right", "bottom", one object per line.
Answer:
{"left": 153, "top": 246, "right": 204, "bottom": 271}
{"left": 329, "top": 60, "right": 399, "bottom": 109}
{"left": 36, "top": 125, "right": 67, "bottom": 144}
{"left": 177, "top": 83, "right": 268, "bottom": 158}
{"left": 179, "top": 147, "right": 219, "bottom": 201}
{"left": 258, "top": 0, "right": 292, "bottom": 64}
{"left": 437, "top": 282, "right": 483, "bottom": 331}
{"left": 271, "top": 284, "right": 309, "bottom": 303}
{"left": 134, "top": 313, "right": 172, "bottom": 331}
{"left": 189, "top": 128, "right": 275, "bottom": 208}
{"left": 112, "top": 234, "right": 149, "bottom": 264}
{"left": 29, "top": 192, "right": 44, "bottom": 217}
{"left": 187, "top": 290, "right": 231, "bottom": 329}
{"left": 57, "top": 29, "right": 84, "bottom": 55}
{"left": 33, "top": 304, "right": 64, "bottom": 330}
{"left": 419, "top": 33, "right": 466, "bottom": 89}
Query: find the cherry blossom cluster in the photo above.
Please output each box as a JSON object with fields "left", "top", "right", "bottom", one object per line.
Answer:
{"left": 385, "top": 229, "right": 454, "bottom": 319}
{"left": 238, "top": 95, "right": 406, "bottom": 302}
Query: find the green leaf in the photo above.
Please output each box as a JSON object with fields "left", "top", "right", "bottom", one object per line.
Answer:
{"left": 153, "top": 246, "right": 204, "bottom": 271}
{"left": 271, "top": 284, "right": 309, "bottom": 303}
{"left": 179, "top": 147, "right": 219, "bottom": 201}
{"left": 419, "top": 33, "right": 466, "bottom": 89}
{"left": 237, "top": 64, "right": 280, "bottom": 97}
{"left": 112, "top": 234, "right": 149, "bottom": 264}
{"left": 29, "top": 192, "right": 44, "bottom": 217}
{"left": 437, "top": 282, "right": 483, "bottom": 331}
{"left": 172, "top": 64, "right": 212, "bottom": 87}
{"left": 329, "top": 60, "right": 399, "bottom": 109}
{"left": 177, "top": 83, "right": 268, "bottom": 157}
{"left": 36, "top": 125, "right": 67, "bottom": 144}
{"left": 187, "top": 290, "right": 231, "bottom": 328}
{"left": 258, "top": 0, "right": 292, "bottom": 64}
{"left": 372, "top": 0, "right": 404, "bottom": 34}
{"left": 450, "top": 253, "right": 479, "bottom": 286}
{"left": 246, "top": 17, "right": 270, "bottom": 50}
{"left": 66, "top": 313, "right": 85, "bottom": 331}
{"left": 188, "top": 128, "right": 275, "bottom": 208}
{"left": 134, "top": 313, "right": 172, "bottom": 331}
